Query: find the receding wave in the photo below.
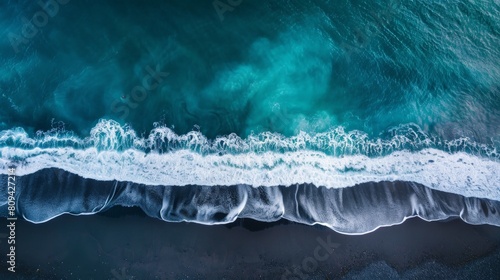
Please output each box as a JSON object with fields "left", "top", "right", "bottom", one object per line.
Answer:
{"left": 1, "top": 168, "right": 499, "bottom": 234}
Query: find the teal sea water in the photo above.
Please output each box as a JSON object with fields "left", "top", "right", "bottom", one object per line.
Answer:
{"left": 0, "top": 0, "right": 499, "bottom": 231}
{"left": 1, "top": 0, "right": 498, "bottom": 139}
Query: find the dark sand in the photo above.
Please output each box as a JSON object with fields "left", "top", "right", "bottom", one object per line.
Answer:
{"left": 1, "top": 207, "right": 499, "bottom": 279}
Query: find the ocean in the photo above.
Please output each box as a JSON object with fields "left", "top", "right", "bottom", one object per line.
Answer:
{"left": 0, "top": 0, "right": 499, "bottom": 278}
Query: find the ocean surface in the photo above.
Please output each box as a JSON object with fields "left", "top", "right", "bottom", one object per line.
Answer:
{"left": 0, "top": 0, "right": 499, "bottom": 277}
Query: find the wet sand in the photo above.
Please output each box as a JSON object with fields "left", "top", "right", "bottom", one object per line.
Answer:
{"left": 1, "top": 207, "right": 500, "bottom": 279}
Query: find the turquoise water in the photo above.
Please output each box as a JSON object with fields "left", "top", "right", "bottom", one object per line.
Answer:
{"left": 1, "top": 0, "right": 498, "bottom": 141}
{"left": 0, "top": 0, "right": 499, "bottom": 230}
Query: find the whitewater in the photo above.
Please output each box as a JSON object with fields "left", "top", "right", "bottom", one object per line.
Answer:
{"left": 1, "top": 119, "right": 498, "bottom": 198}
{"left": 0, "top": 119, "right": 498, "bottom": 234}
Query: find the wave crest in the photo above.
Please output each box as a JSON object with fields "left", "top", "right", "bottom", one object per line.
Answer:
{"left": 0, "top": 119, "right": 498, "bottom": 158}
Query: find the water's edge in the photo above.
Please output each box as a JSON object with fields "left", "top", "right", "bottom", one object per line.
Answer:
{"left": 2, "top": 168, "right": 499, "bottom": 234}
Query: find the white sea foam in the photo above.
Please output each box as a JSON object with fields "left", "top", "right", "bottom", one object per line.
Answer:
{"left": 0, "top": 119, "right": 498, "bottom": 200}
{"left": 1, "top": 146, "right": 499, "bottom": 200}
{"left": 1, "top": 119, "right": 497, "bottom": 157}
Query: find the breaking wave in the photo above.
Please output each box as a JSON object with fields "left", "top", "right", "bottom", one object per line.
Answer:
{"left": 0, "top": 119, "right": 498, "bottom": 200}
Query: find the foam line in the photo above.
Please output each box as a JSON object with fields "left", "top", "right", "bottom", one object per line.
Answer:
{"left": 1, "top": 147, "right": 498, "bottom": 200}
{"left": 1, "top": 119, "right": 498, "bottom": 200}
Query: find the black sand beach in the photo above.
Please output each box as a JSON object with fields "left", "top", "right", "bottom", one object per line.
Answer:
{"left": 1, "top": 207, "right": 499, "bottom": 279}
